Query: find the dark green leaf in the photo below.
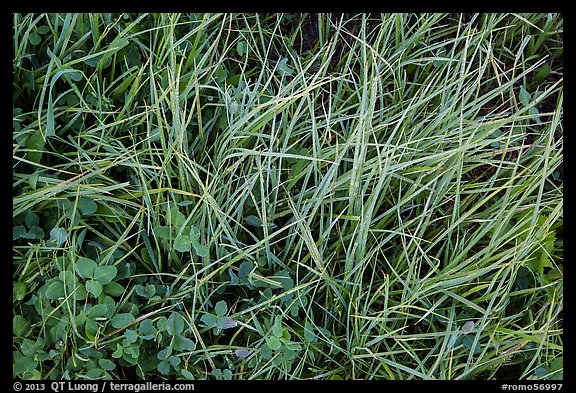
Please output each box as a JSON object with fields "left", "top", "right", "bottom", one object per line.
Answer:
{"left": 21, "top": 337, "right": 44, "bottom": 355}
{"left": 45, "top": 281, "right": 65, "bottom": 300}
{"left": 65, "top": 208, "right": 81, "bottom": 226}
{"left": 259, "top": 343, "right": 272, "bottom": 359}
{"left": 124, "top": 329, "right": 138, "bottom": 344}
{"left": 36, "top": 25, "right": 50, "bottom": 34}
{"left": 169, "top": 206, "right": 186, "bottom": 228}
{"left": 49, "top": 227, "right": 68, "bottom": 246}
{"left": 266, "top": 336, "right": 281, "bottom": 351}
{"left": 86, "top": 280, "right": 103, "bottom": 297}
{"left": 103, "top": 282, "right": 124, "bottom": 297}
{"left": 28, "top": 226, "right": 45, "bottom": 239}
{"left": 551, "top": 356, "right": 563, "bottom": 372}
{"left": 85, "top": 318, "right": 99, "bottom": 340}
{"left": 272, "top": 315, "right": 283, "bottom": 338}
{"left": 77, "top": 198, "right": 97, "bottom": 215}
{"left": 20, "top": 231, "right": 36, "bottom": 240}
{"left": 237, "top": 40, "right": 247, "bottom": 56}
{"left": 304, "top": 321, "right": 317, "bottom": 342}
{"left": 200, "top": 313, "right": 217, "bottom": 328}
{"left": 157, "top": 347, "right": 172, "bottom": 360}
{"left": 76, "top": 257, "right": 97, "bottom": 279}
{"left": 534, "top": 365, "right": 551, "bottom": 378}
{"left": 519, "top": 86, "right": 532, "bottom": 107}
{"left": 73, "top": 313, "right": 87, "bottom": 330}
{"left": 238, "top": 261, "right": 254, "bottom": 281}
{"left": 550, "top": 357, "right": 563, "bottom": 380}
{"left": 111, "top": 313, "right": 135, "bottom": 329}
{"left": 14, "top": 354, "right": 37, "bottom": 375}
{"left": 25, "top": 132, "right": 45, "bottom": 164}
{"left": 181, "top": 368, "right": 195, "bottom": 379}
{"left": 112, "top": 343, "right": 123, "bottom": 358}
{"left": 174, "top": 235, "right": 192, "bottom": 252}
{"left": 25, "top": 212, "right": 40, "bottom": 228}
{"left": 244, "top": 215, "right": 262, "bottom": 227}
{"left": 192, "top": 240, "right": 209, "bottom": 257}
{"left": 29, "top": 32, "right": 41, "bottom": 45}
{"left": 93, "top": 265, "right": 117, "bottom": 285}
{"left": 173, "top": 334, "right": 195, "bottom": 351}
{"left": 135, "top": 284, "right": 156, "bottom": 298}
{"left": 156, "top": 316, "right": 168, "bottom": 332}
{"left": 13, "top": 225, "right": 26, "bottom": 240}
{"left": 189, "top": 225, "right": 200, "bottom": 240}
{"left": 13, "top": 315, "right": 31, "bottom": 337}
{"left": 89, "top": 304, "right": 108, "bottom": 318}
{"left": 123, "top": 346, "right": 140, "bottom": 363}
{"left": 98, "top": 358, "right": 116, "bottom": 371}
{"left": 222, "top": 369, "right": 232, "bottom": 380}
{"left": 153, "top": 225, "right": 171, "bottom": 239}
{"left": 84, "top": 54, "right": 103, "bottom": 68}
{"left": 28, "top": 172, "right": 39, "bottom": 190}
{"left": 14, "top": 281, "right": 27, "bottom": 301}
{"left": 535, "top": 64, "right": 552, "bottom": 83}
{"left": 166, "top": 312, "right": 185, "bottom": 336}
{"left": 215, "top": 300, "right": 227, "bottom": 317}
{"left": 229, "top": 269, "right": 239, "bottom": 285}
{"left": 290, "top": 302, "right": 299, "bottom": 317}
{"left": 284, "top": 341, "right": 302, "bottom": 351}
{"left": 63, "top": 70, "right": 83, "bottom": 83}
{"left": 277, "top": 271, "right": 294, "bottom": 290}
{"left": 168, "top": 355, "right": 181, "bottom": 367}
{"left": 138, "top": 319, "right": 157, "bottom": 340}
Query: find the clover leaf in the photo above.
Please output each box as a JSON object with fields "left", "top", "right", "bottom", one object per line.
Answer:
{"left": 199, "top": 314, "right": 217, "bottom": 328}
{"left": 200, "top": 300, "right": 237, "bottom": 333}
{"left": 215, "top": 300, "right": 227, "bottom": 317}
{"left": 135, "top": 284, "right": 156, "bottom": 298}
{"left": 77, "top": 198, "right": 97, "bottom": 215}
{"left": 173, "top": 235, "right": 192, "bottom": 252}
{"left": 48, "top": 227, "right": 68, "bottom": 247}
{"left": 111, "top": 313, "right": 135, "bottom": 329}
{"left": 93, "top": 265, "right": 117, "bottom": 285}
{"left": 76, "top": 257, "right": 97, "bottom": 279}
{"left": 86, "top": 280, "right": 103, "bottom": 297}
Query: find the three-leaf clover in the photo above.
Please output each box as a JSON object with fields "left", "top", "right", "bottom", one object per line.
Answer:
{"left": 163, "top": 216, "right": 209, "bottom": 257}
{"left": 212, "top": 368, "right": 233, "bottom": 380}
{"left": 75, "top": 257, "right": 118, "bottom": 298}
{"left": 263, "top": 316, "right": 302, "bottom": 357}
{"left": 12, "top": 212, "right": 46, "bottom": 241}
{"left": 200, "top": 300, "right": 237, "bottom": 333}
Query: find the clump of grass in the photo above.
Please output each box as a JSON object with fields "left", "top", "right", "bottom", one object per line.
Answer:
{"left": 13, "top": 13, "right": 562, "bottom": 380}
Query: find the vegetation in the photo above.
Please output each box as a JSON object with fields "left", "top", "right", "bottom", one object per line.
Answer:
{"left": 13, "top": 13, "right": 563, "bottom": 380}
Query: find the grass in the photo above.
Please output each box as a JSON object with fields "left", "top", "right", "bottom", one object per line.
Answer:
{"left": 13, "top": 13, "right": 563, "bottom": 380}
